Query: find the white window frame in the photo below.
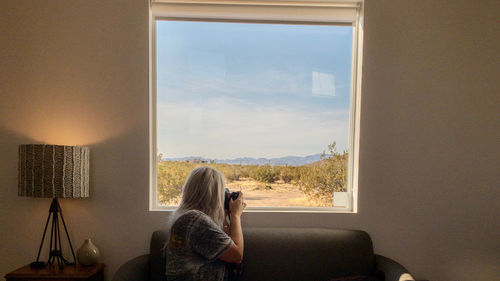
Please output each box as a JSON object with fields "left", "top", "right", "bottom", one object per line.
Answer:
{"left": 149, "top": 0, "right": 364, "bottom": 213}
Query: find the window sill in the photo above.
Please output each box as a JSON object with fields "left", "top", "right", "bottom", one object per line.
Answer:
{"left": 150, "top": 205, "right": 356, "bottom": 213}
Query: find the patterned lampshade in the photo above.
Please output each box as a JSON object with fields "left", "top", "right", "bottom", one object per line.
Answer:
{"left": 18, "top": 144, "right": 90, "bottom": 198}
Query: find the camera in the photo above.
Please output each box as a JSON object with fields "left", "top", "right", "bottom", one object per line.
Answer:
{"left": 224, "top": 188, "right": 240, "bottom": 211}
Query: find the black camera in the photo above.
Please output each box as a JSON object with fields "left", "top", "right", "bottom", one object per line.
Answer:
{"left": 224, "top": 188, "right": 240, "bottom": 211}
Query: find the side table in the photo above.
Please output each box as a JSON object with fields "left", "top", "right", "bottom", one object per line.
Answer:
{"left": 5, "top": 263, "right": 104, "bottom": 281}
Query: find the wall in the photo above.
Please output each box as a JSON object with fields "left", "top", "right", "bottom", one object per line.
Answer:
{"left": 1, "top": 1, "right": 499, "bottom": 280}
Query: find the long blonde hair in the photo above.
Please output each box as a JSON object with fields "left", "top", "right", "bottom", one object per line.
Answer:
{"left": 171, "top": 167, "right": 226, "bottom": 228}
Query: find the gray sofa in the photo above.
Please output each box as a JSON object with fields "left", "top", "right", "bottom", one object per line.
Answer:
{"left": 112, "top": 228, "right": 414, "bottom": 281}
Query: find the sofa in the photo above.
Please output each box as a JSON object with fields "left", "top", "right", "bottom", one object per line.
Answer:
{"left": 112, "top": 228, "right": 415, "bottom": 281}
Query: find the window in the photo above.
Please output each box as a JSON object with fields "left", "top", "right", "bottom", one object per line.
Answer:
{"left": 150, "top": 0, "right": 363, "bottom": 212}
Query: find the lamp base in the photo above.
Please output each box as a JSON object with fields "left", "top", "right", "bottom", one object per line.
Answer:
{"left": 30, "top": 261, "right": 46, "bottom": 269}
{"left": 32, "top": 198, "right": 77, "bottom": 269}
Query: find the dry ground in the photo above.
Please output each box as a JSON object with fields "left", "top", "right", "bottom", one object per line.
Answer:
{"left": 226, "top": 177, "right": 321, "bottom": 207}
{"left": 161, "top": 177, "right": 324, "bottom": 207}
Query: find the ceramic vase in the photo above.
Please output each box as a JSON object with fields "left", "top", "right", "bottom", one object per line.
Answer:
{"left": 76, "top": 238, "right": 100, "bottom": 266}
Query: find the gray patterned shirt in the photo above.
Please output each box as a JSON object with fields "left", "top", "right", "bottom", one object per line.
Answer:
{"left": 165, "top": 210, "right": 233, "bottom": 281}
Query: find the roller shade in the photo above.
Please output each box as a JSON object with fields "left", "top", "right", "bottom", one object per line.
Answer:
{"left": 151, "top": 0, "right": 361, "bottom": 24}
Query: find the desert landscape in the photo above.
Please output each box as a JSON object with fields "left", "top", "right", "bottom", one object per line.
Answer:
{"left": 157, "top": 143, "right": 347, "bottom": 208}
{"left": 162, "top": 177, "right": 322, "bottom": 207}
{"left": 225, "top": 178, "right": 320, "bottom": 207}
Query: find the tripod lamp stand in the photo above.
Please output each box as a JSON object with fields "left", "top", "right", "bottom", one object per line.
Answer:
{"left": 18, "top": 144, "right": 90, "bottom": 269}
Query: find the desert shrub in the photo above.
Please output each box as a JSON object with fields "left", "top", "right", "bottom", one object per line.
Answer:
{"left": 157, "top": 161, "right": 246, "bottom": 205}
{"left": 210, "top": 163, "right": 241, "bottom": 182}
{"left": 278, "top": 165, "right": 300, "bottom": 183}
{"left": 238, "top": 165, "right": 250, "bottom": 178}
{"left": 157, "top": 161, "right": 195, "bottom": 205}
{"left": 245, "top": 165, "right": 259, "bottom": 180}
{"left": 297, "top": 142, "right": 347, "bottom": 206}
{"left": 251, "top": 164, "right": 279, "bottom": 183}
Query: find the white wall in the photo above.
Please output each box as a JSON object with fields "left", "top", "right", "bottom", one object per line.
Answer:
{"left": 1, "top": 1, "right": 499, "bottom": 280}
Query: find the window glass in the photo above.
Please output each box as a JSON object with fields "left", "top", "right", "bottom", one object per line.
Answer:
{"left": 156, "top": 20, "right": 353, "bottom": 208}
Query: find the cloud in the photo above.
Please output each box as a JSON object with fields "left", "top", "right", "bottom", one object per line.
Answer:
{"left": 157, "top": 99, "right": 349, "bottom": 159}
{"left": 158, "top": 67, "right": 317, "bottom": 99}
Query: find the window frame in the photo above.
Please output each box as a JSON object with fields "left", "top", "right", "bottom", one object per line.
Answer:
{"left": 149, "top": 0, "right": 364, "bottom": 213}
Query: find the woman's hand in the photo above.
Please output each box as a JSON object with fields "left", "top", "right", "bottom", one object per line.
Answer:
{"left": 229, "top": 192, "right": 245, "bottom": 217}
{"left": 220, "top": 192, "right": 245, "bottom": 263}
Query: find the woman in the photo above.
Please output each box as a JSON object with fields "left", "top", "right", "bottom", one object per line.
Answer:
{"left": 165, "top": 167, "right": 245, "bottom": 281}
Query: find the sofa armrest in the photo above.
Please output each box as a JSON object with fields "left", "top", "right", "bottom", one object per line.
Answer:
{"left": 112, "top": 254, "right": 150, "bottom": 281}
{"left": 375, "top": 254, "right": 415, "bottom": 281}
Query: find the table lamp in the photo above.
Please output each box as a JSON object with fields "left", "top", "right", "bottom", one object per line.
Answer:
{"left": 18, "top": 144, "right": 90, "bottom": 269}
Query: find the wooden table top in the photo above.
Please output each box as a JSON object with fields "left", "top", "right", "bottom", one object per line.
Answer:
{"left": 5, "top": 263, "right": 104, "bottom": 279}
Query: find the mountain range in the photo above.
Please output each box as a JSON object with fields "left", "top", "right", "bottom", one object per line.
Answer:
{"left": 161, "top": 153, "right": 327, "bottom": 166}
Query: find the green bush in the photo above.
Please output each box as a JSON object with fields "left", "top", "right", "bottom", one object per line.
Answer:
{"left": 297, "top": 142, "right": 347, "bottom": 206}
{"left": 157, "top": 161, "right": 194, "bottom": 205}
{"left": 252, "top": 164, "right": 279, "bottom": 183}
{"left": 278, "top": 165, "right": 300, "bottom": 183}
{"left": 212, "top": 163, "right": 241, "bottom": 182}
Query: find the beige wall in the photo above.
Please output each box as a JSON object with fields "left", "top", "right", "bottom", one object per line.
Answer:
{"left": 1, "top": 1, "right": 499, "bottom": 280}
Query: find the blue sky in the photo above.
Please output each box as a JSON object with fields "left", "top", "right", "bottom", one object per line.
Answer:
{"left": 156, "top": 20, "right": 353, "bottom": 159}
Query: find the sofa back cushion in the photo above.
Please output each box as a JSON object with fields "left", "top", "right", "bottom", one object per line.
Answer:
{"left": 240, "top": 228, "right": 374, "bottom": 281}
{"left": 149, "top": 227, "right": 374, "bottom": 281}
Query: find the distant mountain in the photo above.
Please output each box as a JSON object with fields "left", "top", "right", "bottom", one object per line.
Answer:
{"left": 161, "top": 153, "right": 328, "bottom": 166}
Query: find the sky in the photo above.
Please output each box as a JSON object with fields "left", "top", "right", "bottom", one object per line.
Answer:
{"left": 156, "top": 20, "right": 353, "bottom": 159}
